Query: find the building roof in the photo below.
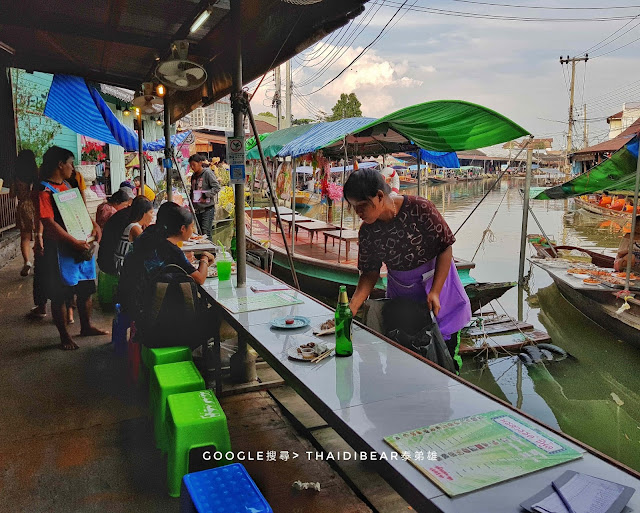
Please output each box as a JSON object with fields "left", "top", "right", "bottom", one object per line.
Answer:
{"left": 1, "top": 0, "right": 367, "bottom": 121}
{"left": 457, "top": 149, "right": 486, "bottom": 157}
{"left": 250, "top": 119, "right": 278, "bottom": 137}
{"left": 607, "top": 111, "right": 623, "bottom": 123}
{"left": 574, "top": 116, "right": 640, "bottom": 155}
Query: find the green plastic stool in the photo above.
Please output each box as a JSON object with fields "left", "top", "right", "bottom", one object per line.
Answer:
{"left": 97, "top": 271, "right": 119, "bottom": 309}
{"left": 141, "top": 345, "right": 193, "bottom": 388}
{"left": 150, "top": 361, "right": 205, "bottom": 454}
{"left": 167, "top": 389, "right": 232, "bottom": 497}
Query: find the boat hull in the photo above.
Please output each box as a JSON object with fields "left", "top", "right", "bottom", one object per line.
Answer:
{"left": 551, "top": 276, "right": 640, "bottom": 347}
{"left": 574, "top": 197, "right": 633, "bottom": 221}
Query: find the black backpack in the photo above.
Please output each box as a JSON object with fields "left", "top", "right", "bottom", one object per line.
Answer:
{"left": 135, "top": 264, "right": 207, "bottom": 348}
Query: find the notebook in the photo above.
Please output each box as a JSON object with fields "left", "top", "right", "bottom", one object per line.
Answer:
{"left": 520, "top": 471, "right": 635, "bottom": 513}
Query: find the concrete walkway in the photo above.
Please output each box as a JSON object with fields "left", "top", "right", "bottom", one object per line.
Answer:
{"left": 0, "top": 255, "right": 372, "bottom": 513}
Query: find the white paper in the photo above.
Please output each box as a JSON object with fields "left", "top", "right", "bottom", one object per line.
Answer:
{"left": 532, "top": 474, "right": 625, "bottom": 513}
{"left": 249, "top": 284, "right": 290, "bottom": 293}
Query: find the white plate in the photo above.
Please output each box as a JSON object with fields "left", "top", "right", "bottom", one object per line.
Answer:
{"left": 569, "top": 273, "right": 591, "bottom": 279}
{"left": 287, "top": 344, "right": 335, "bottom": 361}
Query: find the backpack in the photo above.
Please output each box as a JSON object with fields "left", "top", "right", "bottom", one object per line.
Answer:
{"left": 135, "top": 264, "right": 207, "bottom": 348}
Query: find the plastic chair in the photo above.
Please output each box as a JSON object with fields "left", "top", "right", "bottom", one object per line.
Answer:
{"left": 150, "top": 361, "right": 205, "bottom": 453}
{"left": 167, "top": 389, "right": 233, "bottom": 498}
{"left": 179, "top": 464, "right": 272, "bottom": 511}
{"left": 140, "top": 345, "right": 193, "bottom": 388}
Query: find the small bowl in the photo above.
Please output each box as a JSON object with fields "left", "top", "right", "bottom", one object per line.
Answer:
{"left": 301, "top": 349, "right": 315, "bottom": 360}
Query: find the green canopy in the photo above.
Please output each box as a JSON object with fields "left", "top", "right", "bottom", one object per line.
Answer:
{"left": 324, "top": 100, "right": 529, "bottom": 153}
{"left": 246, "top": 124, "right": 315, "bottom": 160}
{"left": 534, "top": 136, "right": 639, "bottom": 200}
{"left": 245, "top": 133, "right": 271, "bottom": 153}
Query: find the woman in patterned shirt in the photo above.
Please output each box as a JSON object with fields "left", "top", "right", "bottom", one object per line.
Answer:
{"left": 344, "top": 169, "right": 471, "bottom": 365}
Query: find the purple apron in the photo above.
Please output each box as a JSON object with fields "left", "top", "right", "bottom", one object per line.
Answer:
{"left": 386, "top": 258, "right": 471, "bottom": 340}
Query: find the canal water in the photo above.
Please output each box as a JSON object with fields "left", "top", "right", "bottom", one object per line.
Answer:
{"left": 219, "top": 178, "right": 640, "bottom": 471}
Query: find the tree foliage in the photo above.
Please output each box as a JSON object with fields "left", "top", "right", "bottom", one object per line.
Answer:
{"left": 11, "top": 69, "right": 63, "bottom": 163}
{"left": 326, "top": 93, "right": 362, "bottom": 122}
{"left": 292, "top": 118, "right": 314, "bottom": 125}
{"left": 258, "top": 111, "right": 276, "bottom": 118}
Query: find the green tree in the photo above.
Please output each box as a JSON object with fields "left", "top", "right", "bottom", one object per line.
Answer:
{"left": 11, "top": 68, "right": 62, "bottom": 163}
{"left": 292, "top": 118, "right": 314, "bottom": 125}
{"left": 326, "top": 93, "right": 362, "bottom": 122}
{"left": 258, "top": 111, "right": 276, "bottom": 118}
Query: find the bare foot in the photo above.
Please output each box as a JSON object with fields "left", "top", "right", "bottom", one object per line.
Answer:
{"left": 79, "top": 326, "right": 109, "bottom": 337}
{"left": 59, "top": 337, "right": 79, "bottom": 350}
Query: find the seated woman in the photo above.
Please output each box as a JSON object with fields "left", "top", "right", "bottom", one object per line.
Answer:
{"left": 614, "top": 216, "right": 640, "bottom": 273}
{"left": 114, "top": 197, "right": 154, "bottom": 274}
{"left": 118, "top": 202, "right": 214, "bottom": 348}
{"left": 96, "top": 187, "right": 134, "bottom": 229}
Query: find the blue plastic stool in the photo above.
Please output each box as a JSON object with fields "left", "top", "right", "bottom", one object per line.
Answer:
{"left": 180, "top": 464, "right": 272, "bottom": 513}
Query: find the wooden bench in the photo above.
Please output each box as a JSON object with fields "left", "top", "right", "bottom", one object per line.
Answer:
{"left": 323, "top": 229, "right": 359, "bottom": 258}
{"left": 295, "top": 221, "right": 337, "bottom": 244}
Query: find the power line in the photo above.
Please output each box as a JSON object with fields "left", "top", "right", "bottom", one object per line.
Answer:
{"left": 592, "top": 32, "right": 640, "bottom": 57}
{"left": 581, "top": 15, "right": 640, "bottom": 55}
{"left": 449, "top": 0, "right": 640, "bottom": 10}
{"left": 374, "top": 0, "right": 640, "bottom": 22}
{"left": 300, "top": 0, "right": 412, "bottom": 96}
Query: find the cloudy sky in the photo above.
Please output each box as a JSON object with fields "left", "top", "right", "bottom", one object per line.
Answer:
{"left": 249, "top": 0, "right": 640, "bottom": 150}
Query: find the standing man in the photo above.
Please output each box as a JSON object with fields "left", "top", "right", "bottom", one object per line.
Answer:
{"left": 189, "top": 154, "right": 221, "bottom": 240}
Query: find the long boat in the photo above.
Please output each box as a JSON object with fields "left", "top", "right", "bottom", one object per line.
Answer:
{"left": 574, "top": 196, "right": 635, "bottom": 221}
{"left": 247, "top": 215, "right": 515, "bottom": 310}
{"left": 528, "top": 237, "right": 640, "bottom": 346}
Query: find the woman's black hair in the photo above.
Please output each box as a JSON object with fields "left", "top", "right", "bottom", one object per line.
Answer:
{"left": 107, "top": 189, "right": 130, "bottom": 205}
{"left": 156, "top": 201, "right": 194, "bottom": 237}
{"left": 128, "top": 196, "right": 153, "bottom": 224}
{"left": 188, "top": 154, "right": 206, "bottom": 164}
{"left": 343, "top": 168, "right": 391, "bottom": 204}
{"left": 39, "top": 146, "right": 75, "bottom": 181}
{"left": 15, "top": 149, "right": 39, "bottom": 185}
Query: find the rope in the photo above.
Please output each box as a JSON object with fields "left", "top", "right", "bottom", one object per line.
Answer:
{"left": 471, "top": 186, "right": 509, "bottom": 261}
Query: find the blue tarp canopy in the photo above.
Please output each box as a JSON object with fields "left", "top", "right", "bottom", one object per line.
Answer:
{"left": 412, "top": 149, "right": 460, "bottom": 168}
{"left": 45, "top": 75, "right": 144, "bottom": 151}
{"left": 145, "top": 131, "right": 192, "bottom": 151}
{"left": 278, "top": 117, "right": 376, "bottom": 158}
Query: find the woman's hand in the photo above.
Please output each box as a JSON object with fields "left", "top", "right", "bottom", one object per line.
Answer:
{"left": 91, "top": 220, "right": 102, "bottom": 243}
{"left": 427, "top": 290, "right": 441, "bottom": 316}
{"left": 200, "top": 251, "right": 215, "bottom": 265}
{"left": 72, "top": 238, "right": 90, "bottom": 253}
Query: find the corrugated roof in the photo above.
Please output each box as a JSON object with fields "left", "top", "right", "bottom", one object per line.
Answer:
{"left": 278, "top": 117, "right": 376, "bottom": 157}
{"left": 246, "top": 124, "right": 316, "bottom": 159}
{"left": 574, "top": 116, "right": 640, "bottom": 155}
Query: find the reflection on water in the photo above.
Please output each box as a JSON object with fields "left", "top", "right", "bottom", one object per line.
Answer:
{"left": 236, "top": 178, "right": 640, "bottom": 471}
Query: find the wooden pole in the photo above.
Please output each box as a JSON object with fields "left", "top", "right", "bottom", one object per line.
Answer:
{"left": 163, "top": 96, "right": 172, "bottom": 202}
{"left": 136, "top": 108, "right": 144, "bottom": 195}
{"left": 518, "top": 145, "right": 533, "bottom": 286}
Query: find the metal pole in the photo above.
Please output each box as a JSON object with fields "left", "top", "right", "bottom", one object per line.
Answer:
{"left": 250, "top": 161, "right": 255, "bottom": 237}
{"left": 231, "top": 0, "right": 246, "bottom": 287}
{"left": 417, "top": 149, "right": 421, "bottom": 198}
{"left": 137, "top": 108, "right": 144, "bottom": 196}
{"left": 268, "top": 158, "right": 273, "bottom": 237}
{"left": 246, "top": 103, "right": 299, "bottom": 288}
{"left": 274, "top": 67, "right": 281, "bottom": 130}
{"left": 518, "top": 145, "right": 534, "bottom": 286}
{"left": 338, "top": 142, "right": 347, "bottom": 264}
{"left": 291, "top": 158, "right": 296, "bottom": 254}
{"left": 624, "top": 147, "right": 640, "bottom": 291}
{"left": 164, "top": 96, "right": 172, "bottom": 202}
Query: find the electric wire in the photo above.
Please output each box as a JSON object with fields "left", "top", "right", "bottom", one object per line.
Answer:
{"left": 448, "top": 0, "right": 640, "bottom": 10}
{"left": 579, "top": 13, "right": 640, "bottom": 55}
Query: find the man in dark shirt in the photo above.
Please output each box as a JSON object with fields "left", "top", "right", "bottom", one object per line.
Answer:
{"left": 189, "top": 154, "right": 221, "bottom": 240}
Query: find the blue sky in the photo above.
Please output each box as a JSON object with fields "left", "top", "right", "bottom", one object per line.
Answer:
{"left": 250, "top": 0, "right": 640, "bottom": 150}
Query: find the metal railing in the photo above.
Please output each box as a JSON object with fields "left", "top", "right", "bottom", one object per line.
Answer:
{"left": 0, "top": 191, "right": 17, "bottom": 234}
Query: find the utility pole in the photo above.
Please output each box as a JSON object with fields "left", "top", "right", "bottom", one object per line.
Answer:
{"left": 273, "top": 66, "right": 281, "bottom": 130}
{"left": 284, "top": 60, "right": 292, "bottom": 128}
{"left": 559, "top": 54, "right": 588, "bottom": 158}
{"left": 583, "top": 104, "right": 589, "bottom": 148}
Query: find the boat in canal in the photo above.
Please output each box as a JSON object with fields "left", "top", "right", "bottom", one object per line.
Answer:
{"left": 528, "top": 235, "right": 640, "bottom": 346}
{"left": 574, "top": 195, "right": 637, "bottom": 221}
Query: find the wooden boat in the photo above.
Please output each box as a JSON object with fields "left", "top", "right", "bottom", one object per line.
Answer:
{"left": 529, "top": 239, "right": 640, "bottom": 346}
{"left": 294, "top": 191, "right": 321, "bottom": 209}
{"left": 246, "top": 217, "right": 514, "bottom": 310}
{"left": 428, "top": 176, "right": 456, "bottom": 184}
{"left": 398, "top": 175, "right": 418, "bottom": 188}
{"left": 574, "top": 196, "right": 637, "bottom": 221}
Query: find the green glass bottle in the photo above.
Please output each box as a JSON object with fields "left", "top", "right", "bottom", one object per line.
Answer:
{"left": 335, "top": 285, "right": 353, "bottom": 357}
{"left": 230, "top": 235, "right": 237, "bottom": 260}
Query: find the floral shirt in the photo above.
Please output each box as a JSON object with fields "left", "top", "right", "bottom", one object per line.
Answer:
{"left": 357, "top": 195, "right": 455, "bottom": 273}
